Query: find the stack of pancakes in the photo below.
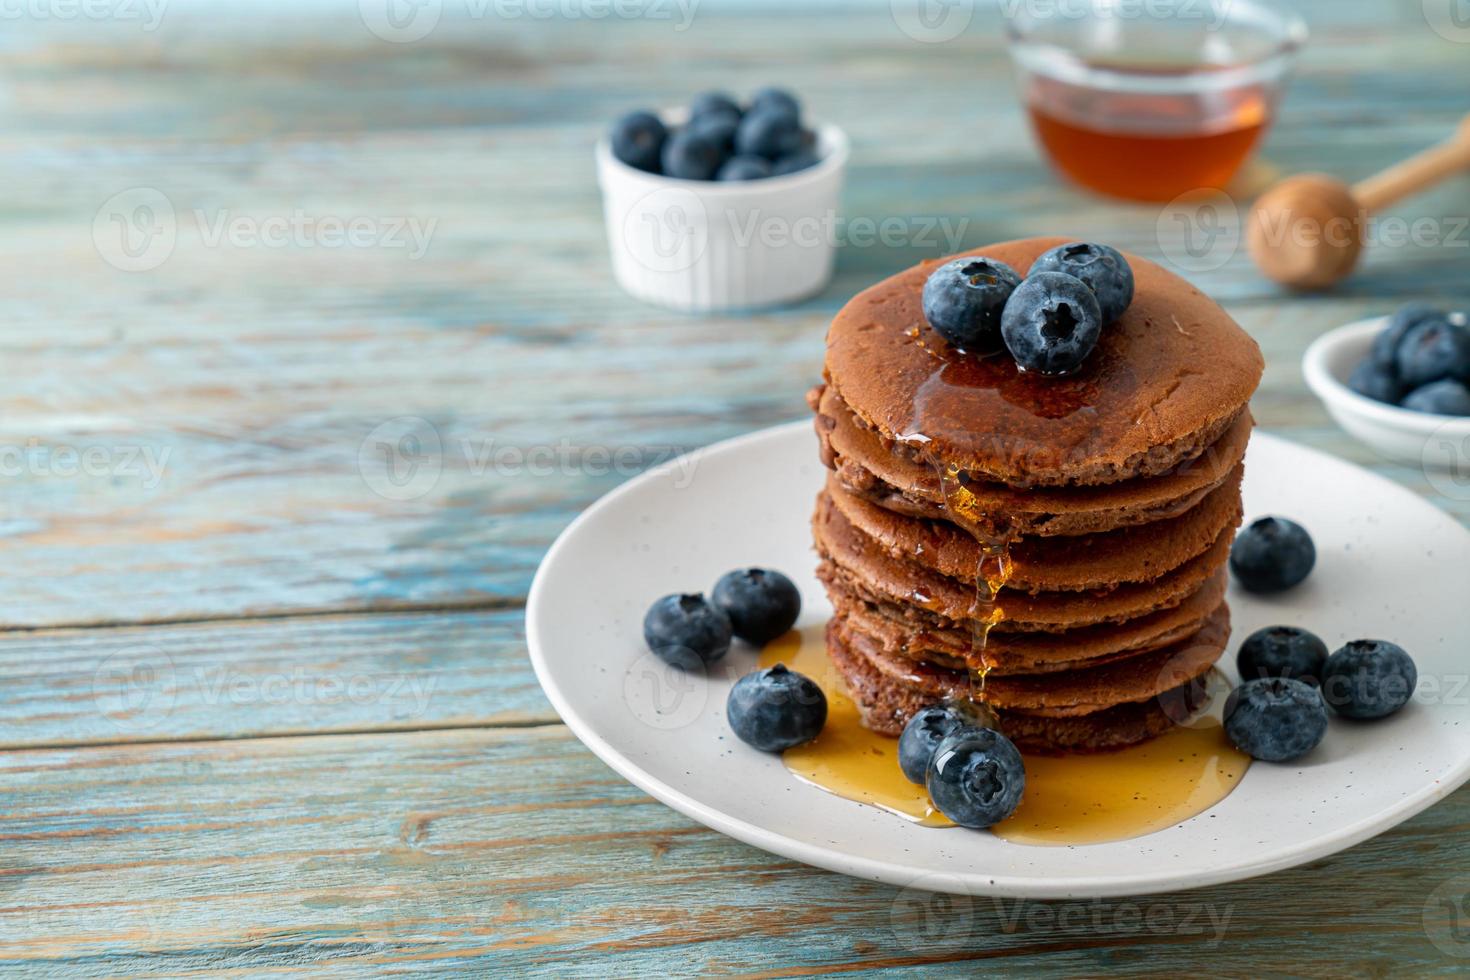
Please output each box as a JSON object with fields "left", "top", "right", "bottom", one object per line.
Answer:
{"left": 809, "top": 237, "right": 1263, "bottom": 754}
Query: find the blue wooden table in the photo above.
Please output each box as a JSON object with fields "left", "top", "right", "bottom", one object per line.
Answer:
{"left": 1, "top": 1, "right": 1468, "bottom": 973}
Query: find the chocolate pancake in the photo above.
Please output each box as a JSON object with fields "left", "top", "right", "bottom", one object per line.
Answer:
{"left": 822, "top": 237, "right": 1264, "bottom": 487}
{"left": 814, "top": 489, "right": 1234, "bottom": 632}
{"left": 825, "top": 618, "right": 1217, "bottom": 753}
{"left": 812, "top": 381, "right": 1252, "bottom": 537}
{"left": 824, "top": 567, "right": 1228, "bottom": 675}
{"left": 832, "top": 601, "right": 1229, "bottom": 712}
{"left": 824, "top": 468, "right": 1242, "bottom": 593}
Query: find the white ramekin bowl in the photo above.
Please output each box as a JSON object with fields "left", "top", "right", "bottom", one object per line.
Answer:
{"left": 595, "top": 120, "right": 849, "bottom": 312}
{"left": 1303, "top": 317, "right": 1470, "bottom": 468}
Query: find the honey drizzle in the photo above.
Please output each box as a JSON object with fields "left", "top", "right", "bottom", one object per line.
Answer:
{"left": 761, "top": 629, "right": 1251, "bottom": 844}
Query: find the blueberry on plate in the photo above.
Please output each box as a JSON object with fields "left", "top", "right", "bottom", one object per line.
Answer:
{"left": 749, "top": 86, "right": 801, "bottom": 119}
{"left": 1237, "top": 625, "right": 1328, "bottom": 685}
{"left": 643, "top": 593, "right": 732, "bottom": 669}
{"left": 715, "top": 155, "right": 773, "bottom": 181}
{"left": 726, "top": 664, "right": 827, "bottom": 751}
{"left": 711, "top": 568, "right": 801, "bottom": 645}
{"left": 687, "top": 113, "right": 739, "bottom": 155}
{"left": 1395, "top": 316, "right": 1470, "bottom": 388}
{"left": 1000, "top": 271, "right": 1104, "bottom": 376}
{"left": 1230, "top": 516, "right": 1315, "bottom": 593}
{"left": 926, "top": 726, "right": 1026, "bottom": 829}
{"left": 1028, "top": 242, "right": 1134, "bottom": 323}
{"left": 1347, "top": 359, "right": 1403, "bottom": 404}
{"left": 1224, "top": 677, "right": 1328, "bottom": 762}
{"left": 610, "top": 110, "right": 668, "bottom": 173}
{"left": 1321, "top": 639, "right": 1417, "bottom": 720}
{"left": 689, "top": 91, "right": 742, "bottom": 123}
{"left": 735, "top": 108, "right": 805, "bottom": 160}
{"left": 770, "top": 149, "right": 821, "bottom": 176}
{"left": 661, "top": 128, "right": 726, "bottom": 180}
{"left": 1402, "top": 378, "right": 1470, "bottom": 416}
{"left": 1370, "top": 302, "right": 1443, "bottom": 370}
{"left": 898, "top": 700, "right": 997, "bottom": 784}
{"left": 921, "top": 257, "right": 1022, "bottom": 351}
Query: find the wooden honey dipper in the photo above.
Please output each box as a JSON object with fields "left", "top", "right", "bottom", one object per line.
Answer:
{"left": 1247, "top": 115, "right": 1470, "bottom": 289}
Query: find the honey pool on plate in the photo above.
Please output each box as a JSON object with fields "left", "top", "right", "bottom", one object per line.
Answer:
{"left": 759, "top": 626, "right": 1250, "bottom": 845}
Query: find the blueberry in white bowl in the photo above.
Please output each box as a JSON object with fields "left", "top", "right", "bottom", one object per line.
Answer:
{"left": 1395, "top": 315, "right": 1470, "bottom": 389}
{"left": 726, "top": 664, "right": 827, "bottom": 751}
{"left": 610, "top": 110, "right": 668, "bottom": 174}
{"left": 1224, "top": 677, "right": 1328, "bottom": 763}
{"left": 1321, "top": 639, "right": 1417, "bottom": 720}
{"left": 1402, "top": 378, "right": 1470, "bottom": 416}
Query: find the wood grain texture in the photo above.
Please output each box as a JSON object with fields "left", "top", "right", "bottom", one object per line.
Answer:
{"left": 2, "top": 727, "right": 1468, "bottom": 977}
{"left": 0, "top": 0, "right": 1467, "bottom": 973}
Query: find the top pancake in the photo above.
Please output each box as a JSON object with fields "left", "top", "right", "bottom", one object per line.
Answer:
{"left": 824, "top": 237, "right": 1264, "bottom": 486}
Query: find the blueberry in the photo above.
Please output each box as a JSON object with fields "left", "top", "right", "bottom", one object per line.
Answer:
{"left": 770, "top": 149, "right": 821, "bottom": 176}
{"left": 897, "top": 700, "right": 996, "bottom": 784}
{"left": 925, "top": 726, "right": 1026, "bottom": 828}
{"left": 1370, "top": 302, "right": 1442, "bottom": 370}
{"left": 1230, "top": 516, "right": 1315, "bottom": 593}
{"left": 1347, "top": 360, "right": 1403, "bottom": 404}
{"left": 1000, "top": 271, "right": 1104, "bottom": 376}
{"left": 1028, "top": 242, "right": 1135, "bottom": 323}
{"left": 1224, "top": 677, "right": 1328, "bottom": 762}
{"left": 643, "top": 593, "right": 732, "bottom": 669}
{"left": 1402, "top": 378, "right": 1470, "bottom": 416}
{"left": 749, "top": 87, "right": 801, "bottom": 119}
{"left": 687, "top": 114, "right": 739, "bottom": 155}
{"left": 735, "top": 109, "right": 805, "bottom": 161}
{"left": 1395, "top": 316, "right": 1470, "bottom": 388}
{"left": 920, "top": 257, "right": 1021, "bottom": 351}
{"left": 1321, "top": 639, "right": 1417, "bottom": 720}
{"left": 711, "top": 568, "right": 801, "bottom": 645}
{"left": 660, "top": 128, "right": 726, "bottom": 180}
{"left": 726, "top": 664, "right": 827, "bottom": 751}
{"left": 689, "top": 91, "right": 742, "bottom": 122}
{"left": 610, "top": 110, "right": 667, "bottom": 173}
{"left": 1237, "top": 625, "right": 1328, "bottom": 685}
{"left": 715, "top": 155, "right": 773, "bottom": 181}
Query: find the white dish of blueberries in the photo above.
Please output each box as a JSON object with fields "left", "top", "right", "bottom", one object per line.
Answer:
{"left": 595, "top": 88, "right": 849, "bottom": 312}
{"left": 527, "top": 424, "right": 1470, "bottom": 898}
{"left": 1304, "top": 304, "right": 1470, "bottom": 466}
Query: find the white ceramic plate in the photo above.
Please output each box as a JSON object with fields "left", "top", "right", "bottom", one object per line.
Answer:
{"left": 527, "top": 422, "right": 1470, "bottom": 898}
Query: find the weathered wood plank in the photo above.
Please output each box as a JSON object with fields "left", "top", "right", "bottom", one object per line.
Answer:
{"left": 0, "top": 611, "right": 556, "bottom": 749}
{"left": 0, "top": 727, "right": 1465, "bottom": 976}
{"left": 0, "top": 6, "right": 1459, "bottom": 630}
